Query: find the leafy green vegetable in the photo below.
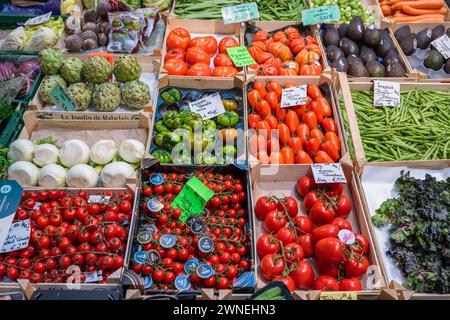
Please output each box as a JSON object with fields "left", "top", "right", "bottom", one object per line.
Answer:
{"left": 0, "top": 146, "right": 12, "bottom": 179}
{"left": 372, "top": 171, "right": 450, "bottom": 294}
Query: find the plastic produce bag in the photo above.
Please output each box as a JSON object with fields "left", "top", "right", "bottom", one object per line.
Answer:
{"left": 107, "top": 11, "right": 145, "bottom": 53}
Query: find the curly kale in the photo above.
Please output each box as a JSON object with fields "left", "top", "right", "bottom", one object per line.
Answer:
{"left": 372, "top": 171, "right": 450, "bottom": 294}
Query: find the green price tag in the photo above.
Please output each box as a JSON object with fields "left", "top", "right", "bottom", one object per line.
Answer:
{"left": 221, "top": 3, "right": 259, "bottom": 24}
{"left": 226, "top": 46, "right": 256, "bottom": 67}
{"left": 302, "top": 6, "right": 341, "bottom": 26}
{"left": 49, "top": 84, "right": 76, "bottom": 111}
{"left": 172, "top": 177, "right": 215, "bottom": 223}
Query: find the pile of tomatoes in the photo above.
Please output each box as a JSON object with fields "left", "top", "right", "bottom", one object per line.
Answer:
{"left": 255, "top": 177, "right": 371, "bottom": 292}
{"left": 248, "top": 80, "right": 341, "bottom": 164}
{"left": 0, "top": 190, "right": 133, "bottom": 283}
{"left": 132, "top": 171, "right": 251, "bottom": 291}
{"left": 162, "top": 27, "right": 241, "bottom": 77}
{"left": 247, "top": 27, "right": 323, "bottom": 76}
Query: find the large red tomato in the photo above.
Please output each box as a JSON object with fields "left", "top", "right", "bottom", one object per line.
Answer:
{"left": 163, "top": 58, "right": 187, "bottom": 75}
{"left": 275, "top": 227, "right": 296, "bottom": 245}
{"left": 218, "top": 36, "right": 239, "bottom": 54}
{"left": 315, "top": 237, "right": 344, "bottom": 264}
{"left": 313, "top": 275, "right": 339, "bottom": 291}
{"left": 339, "top": 277, "right": 363, "bottom": 291}
{"left": 311, "top": 224, "right": 339, "bottom": 243}
{"left": 263, "top": 210, "right": 287, "bottom": 233}
{"left": 289, "top": 260, "right": 314, "bottom": 289}
{"left": 276, "top": 196, "right": 298, "bottom": 218}
{"left": 310, "top": 201, "right": 336, "bottom": 225}
{"left": 213, "top": 53, "right": 234, "bottom": 67}
{"left": 189, "top": 36, "right": 218, "bottom": 56}
{"left": 260, "top": 253, "right": 285, "bottom": 280}
{"left": 298, "top": 234, "right": 314, "bottom": 257}
{"left": 293, "top": 215, "right": 314, "bottom": 234}
{"left": 254, "top": 196, "right": 277, "bottom": 221}
{"left": 344, "top": 255, "right": 369, "bottom": 277}
{"left": 256, "top": 234, "right": 280, "bottom": 257}
{"left": 284, "top": 243, "right": 304, "bottom": 262}
{"left": 185, "top": 47, "right": 210, "bottom": 65}
{"left": 167, "top": 28, "right": 191, "bottom": 51}
{"left": 186, "top": 63, "right": 211, "bottom": 76}
{"left": 164, "top": 48, "right": 185, "bottom": 62}
{"left": 212, "top": 66, "right": 238, "bottom": 77}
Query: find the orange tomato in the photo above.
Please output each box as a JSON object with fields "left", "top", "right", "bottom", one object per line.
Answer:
{"left": 218, "top": 37, "right": 239, "bottom": 54}
{"left": 295, "top": 45, "right": 322, "bottom": 65}
{"left": 281, "top": 146, "right": 294, "bottom": 164}
{"left": 287, "top": 137, "right": 303, "bottom": 152}
{"left": 302, "top": 111, "right": 318, "bottom": 130}
{"left": 248, "top": 45, "right": 265, "bottom": 62}
{"left": 275, "top": 105, "right": 286, "bottom": 122}
{"left": 265, "top": 114, "right": 278, "bottom": 130}
{"left": 253, "top": 30, "right": 270, "bottom": 43}
{"left": 189, "top": 36, "right": 218, "bottom": 56}
{"left": 309, "top": 100, "right": 324, "bottom": 124}
{"left": 322, "top": 118, "right": 338, "bottom": 134}
{"left": 278, "top": 123, "right": 290, "bottom": 146}
{"left": 257, "top": 151, "right": 270, "bottom": 164}
{"left": 280, "top": 61, "right": 300, "bottom": 75}
{"left": 325, "top": 131, "right": 340, "bottom": 151}
{"left": 304, "top": 137, "right": 321, "bottom": 156}
{"left": 163, "top": 58, "right": 188, "bottom": 75}
{"left": 299, "top": 60, "right": 323, "bottom": 75}
{"left": 265, "top": 91, "right": 279, "bottom": 111}
{"left": 272, "top": 31, "right": 289, "bottom": 45}
{"left": 295, "top": 124, "right": 310, "bottom": 144}
{"left": 317, "top": 97, "right": 332, "bottom": 117}
{"left": 212, "top": 66, "right": 238, "bottom": 77}
{"left": 253, "top": 81, "right": 267, "bottom": 97}
{"left": 256, "top": 100, "right": 271, "bottom": 118}
{"left": 267, "top": 137, "right": 280, "bottom": 155}
{"left": 186, "top": 47, "right": 211, "bottom": 65}
{"left": 248, "top": 90, "right": 262, "bottom": 109}
{"left": 213, "top": 53, "right": 234, "bottom": 67}
{"left": 284, "top": 27, "right": 301, "bottom": 41}
{"left": 314, "top": 151, "right": 334, "bottom": 163}
{"left": 252, "top": 41, "right": 267, "bottom": 52}
{"left": 307, "top": 85, "right": 322, "bottom": 100}
{"left": 293, "top": 104, "right": 307, "bottom": 119}
{"left": 248, "top": 113, "right": 261, "bottom": 130}
{"left": 265, "top": 56, "right": 283, "bottom": 68}
{"left": 310, "top": 128, "right": 324, "bottom": 141}
{"left": 167, "top": 28, "right": 191, "bottom": 51}
{"left": 186, "top": 63, "right": 211, "bottom": 76}
{"left": 267, "top": 42, "right": 292, "bottom": 61}
{"left": 289, "top": 37, "right": 306, "bottom": 55}
{"left": 285, "top": 110, "right": 299, "bottom": 133}
{"left": 320, "top": 140, "right": 340, "bottom": 162}
{"left": 249, "top": 134, "right": 266, "bottom": 156}
{"left": 267, "top": 81, "right": 283, "bottom": 99}
{"left": 270, "top": 152, "right": 284, "bottom": 164}
{"left": 294, "top": 150, "right": 313, "bottom": 164}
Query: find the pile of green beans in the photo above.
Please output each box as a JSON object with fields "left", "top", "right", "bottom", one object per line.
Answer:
{"left": 346, "top": 90, "right": 450, "bottom": 162}
{"left": 174, "top": 0, "right": 308, "bottom": 21}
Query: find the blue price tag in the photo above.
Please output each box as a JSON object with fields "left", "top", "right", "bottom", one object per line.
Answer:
{"left": 0, "top": 181, "right": 23, "bottom": 249}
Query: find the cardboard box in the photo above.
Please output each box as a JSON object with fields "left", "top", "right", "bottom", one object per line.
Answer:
{"left": 336, "top": 73, "right": 450, "bottom": 174}
{"left": 123, "top": 163, "right": 256, "bottom": 297}
{"left": 145, "top": 75, "right": 247, "bottom": 167}
{"left": 389, "top": 23, "right": 450, "bottom": 83}
{"left": 28, "top": 54, "right": 158, "bottom": 117}
{"left": 246, "top": 74, "right": 351, "bottom": 168}
{"left": 160, "top": 17, "right": 244, "bottom": 80}
{"left": 243, "top": 21, "right": 328, "bottom": 80}
{"left": 355, "top": 161, "right": 450, "bottom": 299}
{"left": 250, "top": 162, "right": 386, "bottom": 299}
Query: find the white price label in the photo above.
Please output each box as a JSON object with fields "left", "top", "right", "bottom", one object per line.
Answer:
{"left": 33, "top": 202, "right": 41, "bottom": 210}
{"left": 373, "top": 80, "right": 400, "bottom": 107}
{"left": 311, "top": 163, "right": 347, "bottom": 184}
{"left": 88, "top": 195, "right": 111, "bottom": 204}
{"left": 0, "top": 219, "right": 31, "bottom": 253}
{"left": 84, "top": 271, "right": 103, "bottom": 283}
{"left": 431, "top": 34, "right": 450, "bottom": 59}
{"left": 189, "top": 93, "right": 226, "bottom": 120}
{"left": 221, "top": 3, "right": 259, "bottom": 24}
{"left": 24, "top": 12, "right": 52, "bottom": 26}
{"left": 280, "top": 85, "right": 307, "bottom": 108}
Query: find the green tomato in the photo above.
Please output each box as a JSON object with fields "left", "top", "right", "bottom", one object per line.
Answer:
{"left": 203, "top": 119, "right": 217, "bottom": 131}
{"left": 185, "top": 113, "right": 203, "bottom": 132}
{"left": 163, "top": 111, "right": 181, "bottom": 129}
{"left": 161, "top": 88, "right": 182, "bottom": 104}
{"left": 178, "top": 110, "right": 192, "bottom": 121}
{"left": 154, "top": 133, "right": 164, "bottom": 148}
{"left": 155, "top": 120, "right": 170, "bottom": 134}
{"left": 152, "top": 149, "right": 172, "bottom": 163}
{"left": 216, "top": 111, "right": 239, "bottom": 128}
{"left": 162, "top": 132, "right": 182, "bottom": 150}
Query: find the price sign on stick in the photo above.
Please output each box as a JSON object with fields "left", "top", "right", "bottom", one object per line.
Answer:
{"left": 221, "top": 3, "right": 259, "bottom": 24}
{"left": 373, "top": 80, "right": 400, "bottom": 107}
{"left": 302, "top": 6, "right": 340, "bottom": 26}
{"left": 431, "top": 34, "right": 450, "bottom": 59}
{"left": 226, "top": 46, "right": 256, "bottom": 67}
{"left": 280, "top": 85, "right": 307, "bottom": 108}
{"left": 311, "top": 163, "right": 347, "bottom": 184}
{"left": 189, "top": 93, "right": 226, "bottom": 120}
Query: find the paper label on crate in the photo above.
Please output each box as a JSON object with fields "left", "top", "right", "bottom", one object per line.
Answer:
{"left": 84, "top": 270, "right": 103, "bottom": 283}
{"left": 0, "top": 219, "right": 31, "bottom": 253}
{"left": 338, "top": 229, "right": 355, "bottom": 245}
{"left": 302, "top": 6, "right": 340, "bottom": 26}
{"left": 33, "top": 202, "right": 41, "bottom": 210}
{"left": 431, "top": 34, "right": 450, "bottom": 59}
{"left": 24, "top": 12, "right": 52, "bottom": 26}
{"left": 226, "top": 46, "right": 256, "bottom": 67}
{"left": 87, "top": 195, "right": 111, "bottom": 204}
{"left": 172, "top": 177, "right": 215, "bottom": 223}
{"left": 49, "top": 84, "right": 76, "bottom": 111}
{"left": 189, "top": 93, "right": 226, "bottom": 120}
{"left": 221, "top": 3, "right": 259, "bottom": 24}
{"left": 311, "top": 163, "right": 347, "bottom": 184}
{"left": 280, "top": 85, "right": 307, "bottom": 108}
{"left": 373, "top": 81, "right": 400, "bottom": 107}
{"left": 0, "top": 181, "right": 23, "bottom": 250}
{"left": 320, "top": 292, "right": 357, "bottom": 300}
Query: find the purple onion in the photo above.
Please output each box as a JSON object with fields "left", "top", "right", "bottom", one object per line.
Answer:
{"left": 17, "top": 61, "right": 40, "bottom": 80}
{"left": 0, "top": 62, "right": 16, "bottom": 80}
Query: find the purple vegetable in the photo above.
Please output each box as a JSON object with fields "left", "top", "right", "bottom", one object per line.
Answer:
{"left": 0, "top": 62, "right": 16, "bottom": 81}
{"left": 0, "top": 0, "right": 60, "bottom": 15}
{"left": 16, "top": 76, "right": 32, "bottom": 99}
{"left": 17, "top": 61, "right": 40, "bottom": 80}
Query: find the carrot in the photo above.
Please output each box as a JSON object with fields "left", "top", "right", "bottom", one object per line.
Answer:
{"left": 402, "top": 4, "right": 448, "bottom": 15}
{"left": 389, "top": 13, "right": 445, "bottom": 21}
{"left": 382, "top": 5, "right": 393, "bottom": 15}
{"left": 387, "top": 0, "right": 419, "bottom": 5}
{"left": 391, "top": 0, "right": 444, "bottom": 11}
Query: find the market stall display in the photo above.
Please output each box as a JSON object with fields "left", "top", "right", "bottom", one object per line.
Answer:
{"left": 126, "top": 164, "right": 254, "bottom": 293}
